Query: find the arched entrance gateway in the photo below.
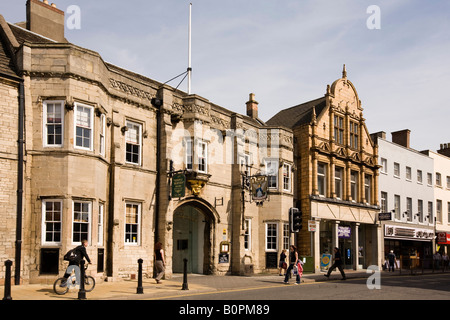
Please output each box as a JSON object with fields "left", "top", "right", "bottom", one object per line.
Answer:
{"left": 172, "top": 198, "right": 218, "bottom": 274}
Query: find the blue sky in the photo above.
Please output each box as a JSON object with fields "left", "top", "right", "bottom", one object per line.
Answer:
{"left": 1, "top": 0, "right": 449, "bottom": 151}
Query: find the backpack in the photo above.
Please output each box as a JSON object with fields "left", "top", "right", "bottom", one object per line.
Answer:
{"left": 64, "top": 248, "right": 81, "bottom": 262}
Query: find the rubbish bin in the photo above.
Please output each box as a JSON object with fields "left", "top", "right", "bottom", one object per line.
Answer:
{"left": 301, "top": 256, "right": 314, "bottom": 273}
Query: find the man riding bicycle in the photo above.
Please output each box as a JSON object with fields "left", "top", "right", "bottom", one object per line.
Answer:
{"left": 61, "top": 239, "right": 91, "bottom": 286}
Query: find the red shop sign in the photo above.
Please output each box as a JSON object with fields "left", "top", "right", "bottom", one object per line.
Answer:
{"left": 437, "top": 232, "right": 450, "bottom": 244}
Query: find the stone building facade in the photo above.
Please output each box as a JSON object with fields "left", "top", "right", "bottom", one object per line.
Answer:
{"left": 0, "top": 0, "right": 294, "bottom": 284}
{"left": 0, "top": 16, "right": 22, "bottom": 282}
{"left": 268, "top": 66, "right": 381, "bottom": 272}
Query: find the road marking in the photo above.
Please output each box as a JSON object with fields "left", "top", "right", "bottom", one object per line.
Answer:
{"left": 144, "top": 272, "right": 450, "bottom": 300}
{"left": 146, "top": 281, "right": 321, "bottom": 300}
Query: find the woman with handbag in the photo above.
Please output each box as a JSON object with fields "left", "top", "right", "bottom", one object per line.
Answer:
{"left": 284, "top": 245, "right": 301, "bottom": 285}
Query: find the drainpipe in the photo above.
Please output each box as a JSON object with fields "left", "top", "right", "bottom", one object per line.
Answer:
{"left": 15, "top": 79, "right": 25, "bottom": 285}
{"left": 106, "top": 112, "right": 117, "bottom": 278}
{"left": 152, "top": 96, "right": 163, "bottom": 243}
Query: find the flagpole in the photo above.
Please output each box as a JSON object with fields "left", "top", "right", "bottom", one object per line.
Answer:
{"left": 188, "top": 3, "right": 192, "bottom": 95}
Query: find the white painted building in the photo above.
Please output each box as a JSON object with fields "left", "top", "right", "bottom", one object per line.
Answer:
{"left": 372, "top": 130, "right": 435, "bottom": 268}
{"left": 422, "top": 145, "right": 450, "bottom": 254}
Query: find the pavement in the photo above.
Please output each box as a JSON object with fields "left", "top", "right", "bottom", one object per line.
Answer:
{"left": 1, "top": 268, "right": 448, "bottom": 301}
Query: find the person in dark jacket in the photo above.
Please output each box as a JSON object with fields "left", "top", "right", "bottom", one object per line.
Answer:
{"left": 387, "top": 250, "right": 397, "bottom": 272}
{"left": 279, "top": 249, "right": 287, "bottom": 276}
{"left": 284, "top": 245, "right": 301, "bottom": 285}
{"left": 324, "top": 247, "right": 346, "bottom": 280}
{"left": 62, "top": 239, "right": 91, "bottom": 284}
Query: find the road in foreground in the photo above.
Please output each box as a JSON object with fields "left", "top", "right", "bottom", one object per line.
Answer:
{"left": 159, "top": 272, "right": 450, "bottom": 300}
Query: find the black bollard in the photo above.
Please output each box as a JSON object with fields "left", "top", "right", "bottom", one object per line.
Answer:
{"left": 3, "top": 260, "right": 12, "bottom": 300}
{"left": 78, "top": 260, "right": 86, "bottom": 300}
{"left": 182, "top": 258, "right": 189, "bottom": 290}
{"left": 137, "top": 258, "right": 144, "bottom": 294}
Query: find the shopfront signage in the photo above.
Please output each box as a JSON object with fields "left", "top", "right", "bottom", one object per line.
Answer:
{"left": 338, "top": 226, "right": 351, "bottom": 239}
{"left": 308, "top": 220, "right": 317, "bottom": 232}
{"left": 437, "top": 232, "right": 450, "bottom": 244}
{"left": 384, "top": 225, "right": 434, "bottom": 240}
{"left": 378, "top": 212, "right": 392, "bottom": 221}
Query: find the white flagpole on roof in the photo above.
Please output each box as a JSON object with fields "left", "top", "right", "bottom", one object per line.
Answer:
{"left": 188, "top": 3, "right": 192, "bottom": 95}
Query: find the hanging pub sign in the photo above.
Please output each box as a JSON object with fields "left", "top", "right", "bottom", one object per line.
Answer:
{"left": 251, "top": 175, "right": 268, "bottom": 201}
{"left": 171, "top": 173, "right": 186, "bottom": 198}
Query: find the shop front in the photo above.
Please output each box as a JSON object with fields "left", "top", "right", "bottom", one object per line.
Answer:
{"left": 383, "top": 224, "right": 434, "bottom": 269}
{"left": 319, "top": 220, "right": 374, "bottom": 270}
{"left": 437, "top": 231, "right": 450, "bottom": 254}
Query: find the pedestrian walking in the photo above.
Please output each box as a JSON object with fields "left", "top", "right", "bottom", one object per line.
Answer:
{"left": 324, "top": 247, "right": 346, "bottom": 280}
{"left": 279, "top": 249, "right": 287, "bottom": 276}
{"left": 433, "top": 252, "right": 442, "bottom": 270}
{"left": 154, "top": 242, "right": 165, "bottom": 284}
{"left": 387, "top": 250, "right": 397, "bottom": 272}
{"left": 284, "top": 245, "right": 301, "bottom": 285}
{"left": 442, "top": 252, "right": 449, "bottom": 270}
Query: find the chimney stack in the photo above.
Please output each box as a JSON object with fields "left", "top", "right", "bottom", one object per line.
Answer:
{"left": 26, "top": 0, "right": 66, "bottom": 42}
{"left": 391, "top": 129, "right": 410, "bottom": 148}
{"left": 438, "top": 143, "right": 450, "bottom": 158}
{"left": 370, "top": 131, "right": 386, "bottom": 144}
{"left": 246, "top": 93, "right": 258, "bottom": 119}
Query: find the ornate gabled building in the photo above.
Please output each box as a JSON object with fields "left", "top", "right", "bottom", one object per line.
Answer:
{"left": 0, "top": 0, "right": 294, "bottom": 284}
{"left": 268, "top": 66, "right": 381, "bottom": 272}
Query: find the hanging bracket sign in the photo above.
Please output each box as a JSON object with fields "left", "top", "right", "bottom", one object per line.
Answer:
{"left": 171, "top": 173, "right": 186, "bottom": 198}
{"left": 250, "top": 175, "right": 268, "bottom": 201}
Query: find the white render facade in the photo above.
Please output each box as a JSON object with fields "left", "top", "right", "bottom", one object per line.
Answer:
{"left": 373, "top": 130, "right": 435, "bottom": 266}
{"left": 422, "top": 148, "right": 450, "bottom": 253}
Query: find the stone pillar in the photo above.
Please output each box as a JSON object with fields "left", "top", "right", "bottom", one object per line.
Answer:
{"left": 345, "top": 162, "right": 351, "bottom": 201}
{"left": 353, "top": 223, "right": 360, "bottom": 270}
{"left": 330, "top": 158, "right": 335, "bottom": 198}
{"left": 360, "top": 168, "right": 366, "bottom": 203}
{"left": 376, "top": 223, "right": 383, "bottom": 268}
{"left": 332, "top": 220, "right": 340, "bottom": 251}
{"left": 311, "top": 151, "right": 318, "bottom": 195}
{"left": 313, "top": 219, "right": 321, "bottom": 273}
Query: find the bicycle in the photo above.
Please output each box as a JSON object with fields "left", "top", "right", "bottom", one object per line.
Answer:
{"left": 53, "top": 262, "right": 96, "bottom": 295}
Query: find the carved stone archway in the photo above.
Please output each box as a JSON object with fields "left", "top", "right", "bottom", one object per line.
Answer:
{"left": 172, "top": 198, "right": 218, "bottom": 274}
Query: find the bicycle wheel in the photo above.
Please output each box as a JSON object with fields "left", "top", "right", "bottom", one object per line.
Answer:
{"left": 84, "top": 276, "right": 95, "bottom": 292}
{"left": 53, "top": 277, "right": 69, "bottom": 295}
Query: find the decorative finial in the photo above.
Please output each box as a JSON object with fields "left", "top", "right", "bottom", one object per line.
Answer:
{"left": 342, "top": 64, "right": 347, "bottom": 78}
{"left": 311, "top": 106, "right": 317, "bottom": 124}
